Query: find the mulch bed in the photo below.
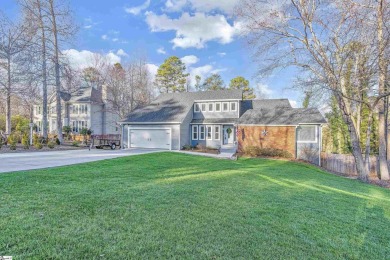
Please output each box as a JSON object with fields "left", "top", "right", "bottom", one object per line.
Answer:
{"left": 0, "top": 144, "right": 86, "bottom": 154}
{"left": 182, "top": 149, "right": 219, "bottom": 155}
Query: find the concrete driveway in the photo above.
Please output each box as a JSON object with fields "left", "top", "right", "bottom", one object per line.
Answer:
{"left": 0, "top": 149, "right": 162, "bottom": 174}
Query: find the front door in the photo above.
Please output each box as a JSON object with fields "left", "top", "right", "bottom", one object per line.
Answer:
{"left": 223, "top": 125, "right": 234, "bottom": 145}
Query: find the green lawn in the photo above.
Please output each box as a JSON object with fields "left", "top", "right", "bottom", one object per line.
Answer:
{"left": 1, "top": 153, "right": 390, "bottom": 259}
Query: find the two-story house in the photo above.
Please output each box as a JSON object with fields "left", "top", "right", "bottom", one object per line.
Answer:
{"left": 33, "top": 85, "right": 120, "bottom": 135}
{"left": 120, "top": 90, "right": 326, "bottom": 165}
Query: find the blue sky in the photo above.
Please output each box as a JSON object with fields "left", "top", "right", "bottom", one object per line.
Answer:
{"left": 3, "top": 0, "right": 301, "bottom": 107}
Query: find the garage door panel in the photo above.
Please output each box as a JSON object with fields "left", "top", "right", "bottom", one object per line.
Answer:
{"left": 129, "top": 129, "right": 171, "bottom": 149}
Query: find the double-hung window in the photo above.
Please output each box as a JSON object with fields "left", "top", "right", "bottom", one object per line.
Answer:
{"left": 297, "top": 125, "right": 317, "bottom": 143}
{"left": 207, "top": 126, "right": 212, "bottom": 140}
{"left": 192, "top": 125, "right": 199, "bottom": 140}
{"left": 201, "top": 103, "right": 207, "bottom": 112}
{"left": 199, "top": 125, "right": 206, "bottom": 140}
{"left": 194, "top": 103, "right": 200, "bottom": 113}
{"left": 215, "top": 102, "right": 221, "bottom": 112}
{"left": 214, "top": 126, "right": 220, "bottom": 140}
{"left": 208, "top": 103, "right": 214, "bottom": 112}
{"left": 222, "top": 102, "right": 229, "bottom": 112}
{"left": 230, "top": 102, "right": 237, "bottom": 112}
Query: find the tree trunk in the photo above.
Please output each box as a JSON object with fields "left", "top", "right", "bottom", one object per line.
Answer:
{"left": 49, "top": 0, "right": 63, "bottom": 143}
{"left": 364, "top": 109, "right": 374, "bottom": 173}
{"left": 37, "top": 0, "right": 48, "bottom": 139}
{"left": 336, "top": 94, "right": 369, "bottom": 181}
{"left": 377, "top": 0, "right": 389, "bottom": 180}
{"left": 6, "top": 56, "right": 11, "bottom": 134}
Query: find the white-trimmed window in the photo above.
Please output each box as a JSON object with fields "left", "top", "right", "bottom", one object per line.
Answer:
{"left": 207, "top": 125, "right": 212, "bottom": 140}
{"left": 208, "top": 103, "right": 214, "bottom": 112}
{"left": 297, "top": 125, "right": 317, "bottom": 143}
{"left": 222, "top": 102, "right": 229, "bottom": 112}
{"left": 214, "top": 126, "right": 220, "bottom": 140}
{"left": 192, "top": 125, "right": 198, "bottom": 140}
{"left": 36, "top": 121, "right": 42, "bottom": 132}
{"left": 199, "top": 125, "right": 206, "bottom": 140}
{"left": 230, "top": 102, "right": 237, "bottom": 112}
{"left": 35, "top": 106, "right": 42, "bottom": 115}
{"left": 201, "top": 103, "right": 207, "bottom": 112}
{"left": 72, "top": 120, "right": 88, "bottom": 133}
{"left": 215, "top": 102, "right": 221, "bottom": 112}
{"left": 194, "top": 103, "right": 200, "bottom": 113}
{"left": 72, "top": 104, "right": 88, "bottom": 115}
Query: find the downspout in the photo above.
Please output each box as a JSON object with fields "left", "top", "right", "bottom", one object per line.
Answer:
{"left": 319, "top": 125, "right": 322, "bottom": 167}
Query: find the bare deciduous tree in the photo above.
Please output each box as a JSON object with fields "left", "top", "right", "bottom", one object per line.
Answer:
{"left": 236, "top": 0, "right": 390, "bottom": 181}
{"left": 0, "top": 12, "right": 33, "bottom": 134}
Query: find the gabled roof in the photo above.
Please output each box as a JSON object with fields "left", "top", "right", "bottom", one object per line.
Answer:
{"left": 238, "top": 101, "right": 326, "bottom": 125}
{"left": 48, "top": 86, "right": 104, "bottom": 104}
{"left": 120, "top": 90, "right": 243, "bottom": 123}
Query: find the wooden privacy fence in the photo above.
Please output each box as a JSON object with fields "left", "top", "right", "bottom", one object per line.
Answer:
{"left": 321, "top": 153, "right": 378, "bottom": 177}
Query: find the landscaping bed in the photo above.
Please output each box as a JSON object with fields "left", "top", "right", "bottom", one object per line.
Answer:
{"left": 0, "top": 143, "right": 85, "bottom": 153}
{"left": 182, "top": 144, "right": 219, "bottom": 155}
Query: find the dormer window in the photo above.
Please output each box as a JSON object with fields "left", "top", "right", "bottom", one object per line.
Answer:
{"left": 194, "top": 103, "right": 200, "bottom": 113}
{"left": 215, "top": 102, "right": 221, "bottom": 112}
{"left": 208, "top": 103, "right": 214, "bottom": 112}
{"left": 222, "top": 102, "right": 229, "bottom": 112}
{"left": 201, "top": 103, "right": 207, "bottom": 112}
{"left": 230, "top": 102, "right": 237, "bottom": 112}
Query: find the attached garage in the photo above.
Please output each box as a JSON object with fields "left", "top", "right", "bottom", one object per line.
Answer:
{"left": 129, "top": 128, "right": 172, "bottom": 150}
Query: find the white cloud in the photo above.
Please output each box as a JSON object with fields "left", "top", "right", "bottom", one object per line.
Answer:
{"left": 116, "top": 49, "right": 128, "bottom": 57}
{"left": 146, "top": 63, "right": 159, "bottom": 83}
{"left": 146, "top": 12, "right": 242, "bottom": 49}
{"left": 164, "top": 0, "right": 187, "bottom": 12}
{"left": 189, "top": 0, "right": 239, "bottom": 14}
{"left": 112, "top": 38, "right": 119, "bottom": 42}
{"left": 255, "top": 83, "right": 274, "bottom": 99}
{"left": 101, "top": 34, "right": 109, "bottom": 40}
{"left": 289, "top": 100, "right": 298, "bottom": 108}
{"left": 164, "top": 0, "right": 239, "bottom": 14}
{"left": 157, "top": 47, "right": 166, "bottom": 55}
{"left": 63, "top": 49, "right": 121, "bottom": 70}
{"left": 217, "top": 52, "right": 226, "bottom": 57}
{"left": 125, "top": 0, "right": 151, "bottom": 15}
{"left": 84, "top": 25, "right": 92, "bottom": 29}
{"left": 181, "top": 55, "right": 199, "bottom": 66}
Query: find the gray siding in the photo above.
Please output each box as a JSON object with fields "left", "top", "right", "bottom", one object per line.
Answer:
{"left": 91, "top": 104, "right": 104, "bottom": 134}
{"left": 180, "top": 108, "right": 193, "bottom": 149}
{"left": 296, "top": 125, "right": 321, "bottom": 165}
{"left": 126, "top": 124, "right": 181, "bottom": 150}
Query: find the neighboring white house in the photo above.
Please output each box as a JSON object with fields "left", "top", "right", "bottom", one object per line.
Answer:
{"left": 33, "top": 85, "right": 120, "bottom": 135}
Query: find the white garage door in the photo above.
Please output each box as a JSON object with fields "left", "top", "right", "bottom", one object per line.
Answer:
{"left": 129, "top": 128, "right": 171, "bottom": 150}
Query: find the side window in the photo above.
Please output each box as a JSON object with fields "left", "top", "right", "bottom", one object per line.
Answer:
{"left": 194, "top": 103, "right": 200, "bottom": 113}
{"left": 192, "top": 125, "right": 198, "bottom": 140}
{"left": 230, "top": 102, "right": 237, "bottom": 112}
{"left": 207, "top": 126, "right": 212, "bottom": 140}
{"left": 297, "top": 125, "right": 317, "bottom": 143}
{"left": 215, "top": 102, "right": 221, "bottom": 112}
{"left": 214, "top": 126, "right": 220, "bottom": 140}
{"left": 199, "top": 125, "right": 205, "bottom": 140}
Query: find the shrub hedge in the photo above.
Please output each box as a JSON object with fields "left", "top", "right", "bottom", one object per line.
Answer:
{"left": 244, "top": 146, "right": 293, "bottom": 159}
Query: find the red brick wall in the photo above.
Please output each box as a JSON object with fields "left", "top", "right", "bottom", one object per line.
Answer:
{"left": 237, "top": 126, "right": 296, "bottom": 157}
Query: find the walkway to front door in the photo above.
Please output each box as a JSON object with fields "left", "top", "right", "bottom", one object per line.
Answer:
{"left": 223, "top": 125, "right": 234, "bottom": 145}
